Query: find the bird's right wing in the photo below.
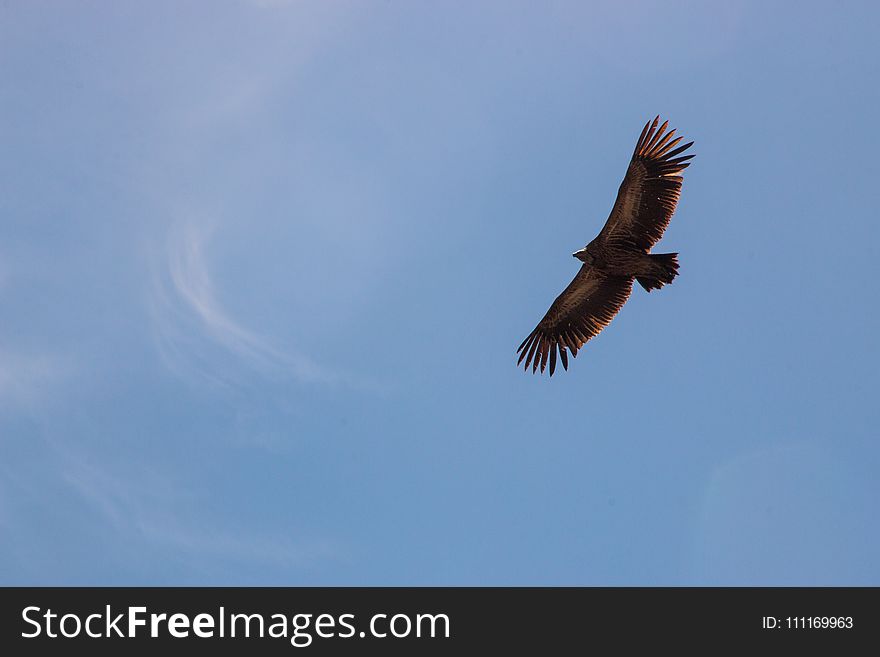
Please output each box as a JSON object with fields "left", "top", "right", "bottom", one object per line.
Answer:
{"left": 516, "top": 266, "right": 634, "bottom": 375}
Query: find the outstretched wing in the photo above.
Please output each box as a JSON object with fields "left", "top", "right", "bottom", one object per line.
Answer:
{"left": 517, "top": 266, "right": 633, "bottom": 376}
{"left": 598, "top": 116, "right": 694, "bottom": 251}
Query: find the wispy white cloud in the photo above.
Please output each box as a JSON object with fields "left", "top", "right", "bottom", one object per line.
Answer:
{"left": 149, "top": 219, "right": 365, "bottom": 390}
{"left": 685, "top": 443, "right": 875, "bottom": 584}
{"left": 135, "top": 518, "right": 340, "bottom": 568}
{"left": 59, "top": 450, "right": 341, "bottom": 569}
{"left": 163, "top": 220, "right": 292, "bottom": 371}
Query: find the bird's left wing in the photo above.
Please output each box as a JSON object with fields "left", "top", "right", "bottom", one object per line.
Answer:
{"left": 517, "top": 266, "right": 634, "bottom": 376}
{"left": 597, "top": 117, "right": 694, "bottom": 252}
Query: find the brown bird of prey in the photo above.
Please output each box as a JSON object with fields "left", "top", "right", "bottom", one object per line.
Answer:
{"left": 517, "top": 116, "right": 694, "bottom": 375}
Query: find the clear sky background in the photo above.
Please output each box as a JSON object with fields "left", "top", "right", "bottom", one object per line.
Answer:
{"left": 1, "top": 1, "right": 877, "bottom": 585}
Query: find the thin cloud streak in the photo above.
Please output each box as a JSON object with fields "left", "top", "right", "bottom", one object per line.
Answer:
{"left": 60, "top": 452, "right": 341, "bottom": 570}
{"left": 149, "top": 219, "right": 348, "bottom": 388}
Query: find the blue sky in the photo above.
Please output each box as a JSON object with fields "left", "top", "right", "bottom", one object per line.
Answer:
{"left": 1, "top": 1, "right": 878, "bottom": 585}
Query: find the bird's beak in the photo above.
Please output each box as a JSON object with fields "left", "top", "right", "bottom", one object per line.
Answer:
{"left": 572, "top": 249, "right": 586, "bottom": 258}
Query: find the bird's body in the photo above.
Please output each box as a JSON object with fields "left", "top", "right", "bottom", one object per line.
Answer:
{"left": 517, "top": 116, "right": 694, "bottom": 375}
{"left": 576, "top": 241, "right": 679, "bottom": 291}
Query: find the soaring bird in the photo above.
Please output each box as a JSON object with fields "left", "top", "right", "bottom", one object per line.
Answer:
{"left": 517, "top": 116, "right": 694, "bottom": 375}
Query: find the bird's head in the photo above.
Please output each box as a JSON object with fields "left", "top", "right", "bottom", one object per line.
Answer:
{"left": 572, "top": 247, "right": 593, "bottom": 264}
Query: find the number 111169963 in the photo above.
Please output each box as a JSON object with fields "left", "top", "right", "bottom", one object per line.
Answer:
{"left": 762, "top": 616, "right": 853, "bottom": 629}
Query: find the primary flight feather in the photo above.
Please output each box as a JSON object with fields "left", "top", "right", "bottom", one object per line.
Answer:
{"left": 517, "top": 116, "right": 694, "bottom": 376}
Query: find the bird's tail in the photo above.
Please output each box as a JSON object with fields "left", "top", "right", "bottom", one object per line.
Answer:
{"left": 636, "top": 252, "right": 679, "bottom": 292}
